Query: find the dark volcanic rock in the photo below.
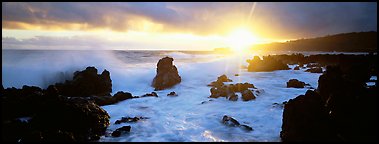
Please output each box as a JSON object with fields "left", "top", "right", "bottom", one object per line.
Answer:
{"left": 87, "top": 91, "right": 134, "bottom": 106}
{"left": 305, "top": 67, "right": 323, "bottom": 73}
{"left": 280, "top": 90, "right": 337, "bottom": 142}
{"left": 222, "top": 115, "right": 253, "bottom": 131}
{"left": 228, "top": 93, "right": 238, "bottom": 101}
{"left": 167, "top": 91, "right": 178, "bottom": 96}
{"left": 222, "top": 115, "right": 240, "bottom": 126}
{"left": 54, "top": 66, "right": 112, "bottom": 97}
{"left": 247, "top": 56, "right": 290, "bottom": 72}
{"left": 141, "top": 92, "right": 158, "bottom": 97}
{"left": 114, "top": 116, "right": 148, "bottom": 124}
{"left": 1, "top": 86, "right": 110, "bottom": 142}
{"left": 152, "top": 57, "right": 181, "bottom": 91}
{"left": 113, "top": 91, "right": 133, "bottom": 102}
{"left": 207, "top": 74, "right": 232, "bottom": 87}
{"left": 281, "top": 65, "right": 378, "bottom": 142}
{"left": 241, "top": 90, "right": 256, "bottom": 101}
{"left": 286, "top": 79, "right": 306, "bottom": 88}
{"left": 111, "top": 126, "right": 131, "bottom": 137}
{"left": 208, "top": 75, "right": 257, "bottom": 101}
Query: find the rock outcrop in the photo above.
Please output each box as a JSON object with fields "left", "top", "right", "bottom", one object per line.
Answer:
{"left": 167, "top": 91, "right": 178, "bottom": 96}
{"left": 305, "top": 67, "right": 323, "bottom": 73}
{"left": 222, "top": 115, "right": 253, "bottom": 131}
{"left": 1, "top": 86, "right": 110, "bottom": 142}
{"left": 54, "top": 66, "right": 112, "bottom": 97}
{"left": 152, "top": 57, "right": 181, "bottom": 91}
{"left": 111, "top": 126, "right": 131, "bottom": 137}
{"left": 246, "top": 56, "right": 290, "bottom": 72}
{"left": 281, "top": 65, "right": 378, "bottom": 142}
{"left": 208, "top": 75, "right": 257, "bottom": 101}
{"left": 286, "top": 79, "right": 306, "bottom": 88}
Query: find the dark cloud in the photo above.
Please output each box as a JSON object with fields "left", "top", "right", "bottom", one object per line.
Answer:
{"left": 2, "top": 2, "right": 377, "bottom": 39}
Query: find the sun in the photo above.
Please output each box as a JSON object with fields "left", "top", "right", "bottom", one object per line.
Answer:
{"left": 225, "top": 27, "right": 258, "bottom": 54}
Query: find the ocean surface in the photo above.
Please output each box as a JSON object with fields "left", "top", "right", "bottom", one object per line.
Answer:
{"left": 1, "top": 50, "right": 370, "bottom": 142}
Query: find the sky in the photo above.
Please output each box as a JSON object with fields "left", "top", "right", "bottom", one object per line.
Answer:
{"left": 2, "top": 2, "right": 377, "bottom": 50}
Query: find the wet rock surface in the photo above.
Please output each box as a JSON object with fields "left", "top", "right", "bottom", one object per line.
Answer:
{"left": 141, "top": 92, "right": 158, "bottom": 97}
{"left": 54, "top": 66, "right": 112, "bottom": 97}
{"left": 114, "top": 116, "right": 149, "bottom": 124}
{"left": 167, "top": 91, "right": 178, "bottom": 96}
{"left": 208, "top": 75, "right": 257, "bottom": 101}
{"left": 286, "top": 79, "right": 306, "bottom": 88}
{"left": 1, "top": 86, "right": 110, "bottom": 142}
{"left": 281, "top": 64, "right": 378, "bottom": 142}
{"left": 152, "top": 57, "right": 181, "bottom": 91}
{"left": 222, "top": 115, "right": 253, "bottom": 131}
{"left": 246, "top": 56, "right": 290, "bottom": 72}
{"left": 305, "top": 67, "right": 323, "bottom": 73}
{"left": 111, "top": 126, "right": 131, "bottom": 137}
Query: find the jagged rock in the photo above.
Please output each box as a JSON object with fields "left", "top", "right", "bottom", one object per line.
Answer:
{"left": 207, "top": 74, "right": 232, "bottom": 87}
{"left": 111, "top": 126, "right": 131, "bottom": 137}
{"left": 86, "top": 91, "right": 134, "bottom": 106}
{"left": 222, "top": 115, "right": 240, "bottom": 126}
{"left": 241, "top": 90, "right": 256, "bottom": 101}
{"left": 167, "top": 91, "right": 178, "bottom": 96}
{"left": 152, "top": 57, "right": 181, "bottom": 90}
{"left": 228, "top": 94, "right": 238, "bottom": 101}
{"left": 240, "top": 124, "right": 253, "bottom": 131}
{"left": 294, "top": 66, "right": 300, "bottom": 70}
{"left": 217, "top": 74, "right": 233, "bottom": 83}
{"left": 281, "top": 65, "right": 378, "bottom": 142}
{"left": 231, "top": 83, "right": 255, "bottom": 92}
{"left": 54, "top": 66, "right": 112, "bottom": 97}
{"left": 114, "top": 116, "right": 148, "bottom": 124}
{"left": 208, "top": 75, "right": 257, "bottom": 101}
{"left": 247, "top": 56, "right": 290, "bottom": 72}
{"left": 1, "top": 86, "right": 110, "bottom": 142}
{"left": 222, "top": 115, "right": 253, "bottom": 131}
{"left": 306, "top": 63, "right": 323, "bottom": 68}
{"left": 305, "top": 67, "right": 323, "bottom": 73}
{"left": 141, "top": 92, "right": 158, "bottom": 97}
{"left": 113, "top": 91, "right": 133, "bottom": 102}
{"left": 286, "top": 79, "right": 306, "bottom": 88}
{"left": 280, "top": 90, "right": 337, "bottom": 142}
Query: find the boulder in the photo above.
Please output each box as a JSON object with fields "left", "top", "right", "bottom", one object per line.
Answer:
{"left": 1, "top": 86, "right": 110, "bottom": 142}
{"left": 305, "top": 67, "right": 323, "bottom": 73}
{"left": 207, "top": 74, "right": 232, "bottom": 87}
{"left": 228, "top": 94, "right": 238, "bottom": 101}
{"left": 167, "top": 91, "right": 178, "bottom": 96}
{"left": 280, "top": 90, "right": 338, "bottom": 142}
{"left": 222, "top": 115, "right": 240, "bottom": 126}
{"left": 247, "top": 55, "right": 290, "bottom": 72}
{"left": 111, "top": 126, "right": 131, "bottom": 137}
{"left": 208, "top": 75, "right": 257, "bottom": 101}
{"left": 141, "top": 92, "right": 158, "bottom": 97}
{"left": 54, "top": 67, "right": 112, "bottom": 97}
{"left": 286, "top": 79, "right": 306, "bottom": 88}
{"left": 113, "top": 91, "right": 133, "bottom": 102}
{"left": 222, "top": 115, "right": 253, "bottom": 131}
{"left": 152, "top": 57, "right": 181, "bottom": 90}
{"left": 241, "top": 90, "right": 256, "bottom": 101}
{"left": 114, "top": 116, "right": 148, "bottom": 124}
{"left": 294, "top": 66, "right": 300, "bottom": 70}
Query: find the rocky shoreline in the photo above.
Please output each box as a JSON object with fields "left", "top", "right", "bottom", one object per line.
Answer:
{"left": 2, "top": 53, "right": 377, "bottom": 142}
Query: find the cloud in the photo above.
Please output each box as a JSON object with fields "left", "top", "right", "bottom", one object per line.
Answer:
{"left": 2, "top": 2, "right": 377, "bottom": 39}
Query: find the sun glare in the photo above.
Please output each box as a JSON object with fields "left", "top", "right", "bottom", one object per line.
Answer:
{"left": 226, "top": 27, "right": 258, "bottom": 54}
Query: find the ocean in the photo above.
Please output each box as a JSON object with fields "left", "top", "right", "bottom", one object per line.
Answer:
{"left": 1, "top": 50, "right": 368, "bottom": 142}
